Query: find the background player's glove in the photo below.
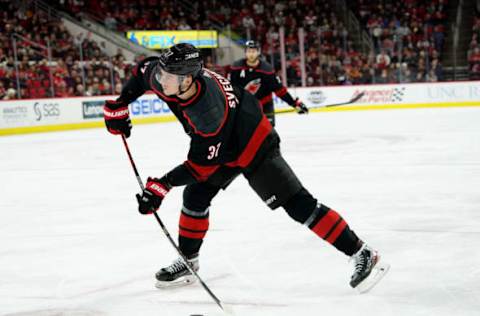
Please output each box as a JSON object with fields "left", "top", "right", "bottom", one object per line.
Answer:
{"left": 104, "top": 100, "right": 132, "bottom": 138}
{"left": 136, "top": 177, "right": 172, "bottom": 214}
{"left": 294, "top": 98, "right": 309, "bottom": 114}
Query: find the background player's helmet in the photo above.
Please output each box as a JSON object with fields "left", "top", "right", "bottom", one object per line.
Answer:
{"left": 245, "top": 40, "right": 260, "bottom": 50}
{"left": 159, "top": 43, "right": 203, "bottom": 77}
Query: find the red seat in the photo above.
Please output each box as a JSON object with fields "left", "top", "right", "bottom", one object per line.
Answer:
{"left": 37, "top": 88, "right": 46, "bottom": 97}
{"left": 29, "top": 88, "right": 38, "bottom": 98}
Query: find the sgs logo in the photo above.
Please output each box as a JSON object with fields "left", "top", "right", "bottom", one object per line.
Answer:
{"left": 34, "top": 102, "right": 60, "bottom": 121}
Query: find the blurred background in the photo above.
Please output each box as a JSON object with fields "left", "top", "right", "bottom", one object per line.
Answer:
{"left": 1, "top": 0, "right": 479, "bottom": 100}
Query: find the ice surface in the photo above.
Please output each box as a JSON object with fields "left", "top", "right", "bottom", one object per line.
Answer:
{"left": 1, "top": 107, "right": 480, "bottom": 316}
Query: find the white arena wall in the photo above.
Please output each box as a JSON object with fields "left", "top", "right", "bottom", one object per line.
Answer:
{"left": 1, "top": 81, "right": 480, "bottom": 136}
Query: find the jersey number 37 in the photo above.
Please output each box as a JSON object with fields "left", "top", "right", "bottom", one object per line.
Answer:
{"left": 207, "top": 142, "right": 222, "bottom": 160}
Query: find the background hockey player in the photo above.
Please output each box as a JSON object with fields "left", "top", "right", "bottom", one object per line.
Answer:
{"left": 228, "top": 40, "right": 309, "bottom": 126}
{"left": 103, "top": 43, "right": 389, "bottom": 293}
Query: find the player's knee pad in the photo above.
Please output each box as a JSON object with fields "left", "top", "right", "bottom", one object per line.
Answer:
{"left": 183, "top": 182, "right": 219, "bottom": 211}
{"left": 282, "top": 188, "right": 320, "bottom": 223}
{"left": 244, "top": 148, "right": 302, "bottom": 209}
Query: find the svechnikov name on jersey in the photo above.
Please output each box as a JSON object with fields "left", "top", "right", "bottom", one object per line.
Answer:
{"left": 204, "top": 69, "right": 239, "bottom": 108}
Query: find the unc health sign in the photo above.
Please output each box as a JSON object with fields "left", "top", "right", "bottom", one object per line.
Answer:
{"left": 127, "top": 30, "right": 218, "bottom": 49}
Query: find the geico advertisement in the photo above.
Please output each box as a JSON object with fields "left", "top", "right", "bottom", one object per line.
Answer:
{"left": 82, "top": 95, "right": 172, "bottom": 121}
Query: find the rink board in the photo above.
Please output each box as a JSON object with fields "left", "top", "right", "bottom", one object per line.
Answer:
{"left": 1, "top": 81, "right": 480, "bottom": 136}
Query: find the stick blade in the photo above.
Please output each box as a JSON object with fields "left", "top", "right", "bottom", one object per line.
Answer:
{"left": 221, "top": 303, "right": 235, "bottom": 315}
{"left": 326, "top": 91, "right": 365, "bottom": 108}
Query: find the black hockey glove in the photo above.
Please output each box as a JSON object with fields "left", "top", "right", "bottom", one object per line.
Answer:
{"left": 103, "top": 100, "right": 132, "bottom": 138}
{"left": 136, "top": 177, "right": 172, "bottom": 215}
{"left": 293, "top": 98, "right": 309, "bottom": 114}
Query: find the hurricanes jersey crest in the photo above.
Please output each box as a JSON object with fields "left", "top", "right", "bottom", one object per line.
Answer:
{"left": 244, "top": 78, "right": 262, "bottom": 95}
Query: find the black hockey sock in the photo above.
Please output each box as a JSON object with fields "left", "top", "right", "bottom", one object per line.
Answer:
{"left": 179, "top": 236, "right": 203, "bottom": 258}
{"left": 283, "top": 189, "right": 361, "bottom": 256}
{"left": 307, "top": 204, "right": 361, "bottom": 256}
{"left": 178, "top": 211, "right": 209, "bottom": 257}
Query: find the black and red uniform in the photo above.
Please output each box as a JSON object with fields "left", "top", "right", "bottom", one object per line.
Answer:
{"left": 228, "top": 58, "right": 297, "bottom": 126}
{"left": 115, "top": 56, "right": 361, "bottom": 258}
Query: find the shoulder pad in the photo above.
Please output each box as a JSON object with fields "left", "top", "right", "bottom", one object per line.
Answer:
{"left": 258, "top": 60, "right": 274, "bottom": 72}
{"left": 183, "top": 75, "right": 228, "bottom": 136}
{"left": 232, "top": 59, "right": 247, "bottom": 67}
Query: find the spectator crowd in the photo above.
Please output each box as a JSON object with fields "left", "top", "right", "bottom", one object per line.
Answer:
{"left": 0, "top": 0, "right": 133, "bottom": 100}
{"left": 0, "top": 0, "right": 476, "bottom": 100}
{"left": 46, "top": 0, "right": 450, "bottom": 86}
{"left": 469, "top": 3, "right": 480, "bottom": 79}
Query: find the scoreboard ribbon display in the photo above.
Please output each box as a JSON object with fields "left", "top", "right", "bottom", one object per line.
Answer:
{"left": 127, "top": 30, "right": 218, "bottom": 49}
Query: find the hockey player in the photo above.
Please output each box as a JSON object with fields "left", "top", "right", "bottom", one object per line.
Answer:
{"left": 103, "top": 43, "right": 389, "bottom": 293}
{"left": 228, "top": 40, "right": 309, "bottom": 126}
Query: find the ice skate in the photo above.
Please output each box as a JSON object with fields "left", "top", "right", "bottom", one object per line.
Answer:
{"left": 350, "top": 244, "right": 390, "bottom": 293}
{"left": 155, "top": 255, "right": 199, "bottom": 289}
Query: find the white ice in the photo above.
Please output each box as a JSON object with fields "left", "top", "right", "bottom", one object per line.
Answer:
{"left": 1, "top": 107, "right": 480, "bottom": 316}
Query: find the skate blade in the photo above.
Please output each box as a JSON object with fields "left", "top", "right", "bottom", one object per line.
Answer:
{"left": 356, "top": 261, "right": 390, "bottom": 294}
{"left": 155, "top": 275, "right": 197, "bottom": 289}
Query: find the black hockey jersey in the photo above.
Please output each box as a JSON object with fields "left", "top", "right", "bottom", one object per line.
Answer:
{"left": 228, "top": 59, "right": 296, "bottom": 110}
{"left": 117, "top": 57, "right": 275, "bottom": 185}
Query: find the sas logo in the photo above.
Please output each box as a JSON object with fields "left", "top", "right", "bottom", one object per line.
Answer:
{"left": 34, "top": 102, "right": 60, "bottom": 121}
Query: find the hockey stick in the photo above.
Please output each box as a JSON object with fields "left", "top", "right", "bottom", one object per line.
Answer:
{"left": 278, "top": 91, "right": 366, "bottom": 114}
{"left": 121, "top": 135, "right": 233, "bottom": 315}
